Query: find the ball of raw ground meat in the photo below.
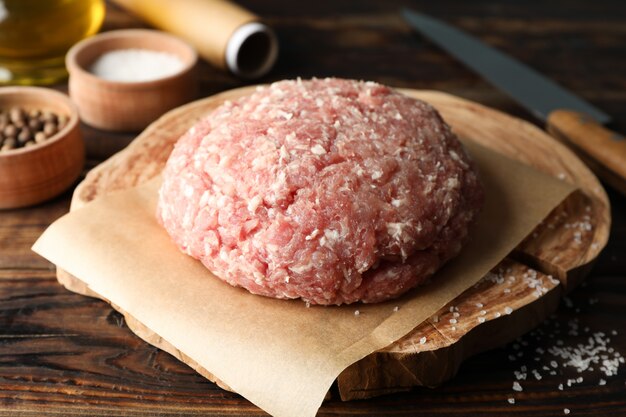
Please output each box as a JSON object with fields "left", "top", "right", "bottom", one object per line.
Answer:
{"left": 157, "top": 78, "right": 484, "bottom": 305}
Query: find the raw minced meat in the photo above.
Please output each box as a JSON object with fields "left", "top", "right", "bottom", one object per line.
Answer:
{"left": 157, "top": 78, "right": 484, "bottom": 305}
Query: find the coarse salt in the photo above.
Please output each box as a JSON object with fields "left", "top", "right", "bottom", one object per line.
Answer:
{"left": 90, "top": 48, "right": 185, "bottom": 82}
{"left": 505, "top": 300, "right": 623, "bottom": 416}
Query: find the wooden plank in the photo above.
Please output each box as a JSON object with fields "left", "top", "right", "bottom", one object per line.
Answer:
{"left": 2, "top": 270, "right": 626, "bottom": 415}
{"left": 56, "top": 87, "right": 609, "bottom": 399}
{"left": 1, "top": 0, "right": 625, "bottom": 415}
{"left": 0, "top": 197, "right": 72, "bottom": 270}
{"left": 338, "top": 258, "right": 562, "bottom": 399}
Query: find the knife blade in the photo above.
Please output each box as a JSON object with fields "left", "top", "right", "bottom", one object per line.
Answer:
{"left": 402, "top": 9, "right": 610, "bottom": 124}
{"left": 402, "top": 8, "right": 626, "bottom": 194}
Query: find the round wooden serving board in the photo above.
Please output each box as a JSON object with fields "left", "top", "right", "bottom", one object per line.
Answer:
{"left": 57, "top": 86, "right": 610, "bottom": 401}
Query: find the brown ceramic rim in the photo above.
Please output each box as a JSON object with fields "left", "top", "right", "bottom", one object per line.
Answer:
{"left": 0, "top": 86, "right": 80, "bottom": 157}
{"left": 66, "top": 29, "right": 198, "bottom": 90}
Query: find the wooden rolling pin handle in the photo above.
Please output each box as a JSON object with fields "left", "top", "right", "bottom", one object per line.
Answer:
{"left": 547, "top": 109, "right": 626, "bottom": 195}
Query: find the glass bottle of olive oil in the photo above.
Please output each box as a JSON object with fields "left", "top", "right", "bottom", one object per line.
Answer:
{"left": 0, "top": 0, "right": 105, "bottom": 85}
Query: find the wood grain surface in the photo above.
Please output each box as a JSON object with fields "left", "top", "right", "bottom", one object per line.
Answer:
{"left": 57, "top": 86, "right": 609, "bottom": 402}
{"left": 1, "top": 1, "right": 626, "bottom": 416}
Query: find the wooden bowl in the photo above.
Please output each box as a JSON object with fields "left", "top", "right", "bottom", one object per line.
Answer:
{"left": 66, "top": 29, "right": 198, "bottom": 132}
{"left": 0, "top": 87, "right": 84, "bottom": 209}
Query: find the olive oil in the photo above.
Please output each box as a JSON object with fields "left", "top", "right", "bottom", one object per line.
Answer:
{"left": 0, "top": 0, "right": 105, "bottom": 85}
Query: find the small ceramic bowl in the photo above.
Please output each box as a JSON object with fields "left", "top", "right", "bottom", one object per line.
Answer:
{"left": 0, "top": 87, "right": 84, "bottom": 209}
{"left": 66, "top": 29, "right": 198, "bottom": 132}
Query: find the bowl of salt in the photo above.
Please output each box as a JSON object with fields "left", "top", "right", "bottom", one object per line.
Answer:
{"left": 66, "top": 29, "right": 198, "bottom": 132}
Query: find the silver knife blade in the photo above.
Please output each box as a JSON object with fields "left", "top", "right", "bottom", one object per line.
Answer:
{"left": 402, "top": 9, "right": 611, "bottom": 124}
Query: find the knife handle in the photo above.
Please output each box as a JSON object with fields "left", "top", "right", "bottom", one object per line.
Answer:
{"left": 547, "top": 109, "right": 626, "bottom": 195}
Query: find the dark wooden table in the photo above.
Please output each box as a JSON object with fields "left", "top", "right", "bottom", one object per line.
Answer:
{"left": 2, "top": 1, "right": 625, "bottom": 416}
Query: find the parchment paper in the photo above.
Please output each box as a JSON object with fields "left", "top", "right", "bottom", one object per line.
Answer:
{"left": 33, "top": 140, "right": 574, "bottom": 417}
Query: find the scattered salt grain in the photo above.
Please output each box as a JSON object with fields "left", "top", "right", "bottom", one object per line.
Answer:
{"left": 564, "top": 408, "right": 570, "bottom": 415}
{"left": 478, "top": 317, "right": 486, "bottom": 324}
{"left": 419, "top": 337, "right": 427, "bottom": 345}
{"left": 507, "top": 397, "right": 515, "bottom": 404}
{"left": 506, "top": 297, "right": 623, "bottom": 411}
{"left": 90, "top": 48, "right": 185, "bottom": 82}
{"left": 393, "top": 306, "right": 399, "bottom": 312}
{"left": 354, "top": 310, "right": 360, "bottom": 316}
{"left": 505, "top": 306, "right": 514, "bottom": 315}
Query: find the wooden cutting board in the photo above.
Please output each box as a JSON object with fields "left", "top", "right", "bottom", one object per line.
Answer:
{"left": 57, "top": 86, "right": 610, "bottom": 401}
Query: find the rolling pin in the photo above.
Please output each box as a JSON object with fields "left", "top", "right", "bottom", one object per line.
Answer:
{"left": 110, "top": 0, "right": 278, "bottom": 79}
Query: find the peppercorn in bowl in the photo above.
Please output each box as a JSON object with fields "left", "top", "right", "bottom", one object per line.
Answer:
{"left": 0, "top": 87, "right": 84, "bottom": 209}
